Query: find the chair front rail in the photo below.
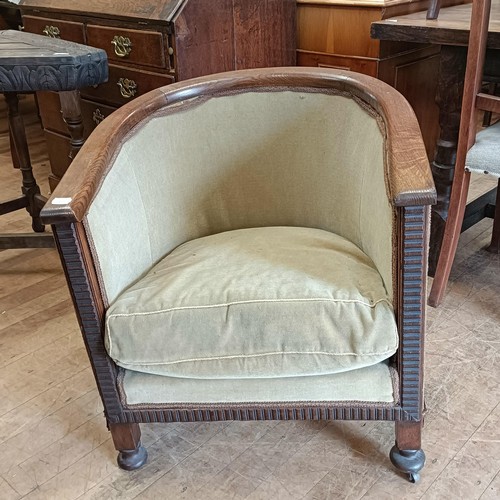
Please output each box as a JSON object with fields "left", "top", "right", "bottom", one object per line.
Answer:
{"left": 119, "top": 406, "right": 406, "bottom": 424}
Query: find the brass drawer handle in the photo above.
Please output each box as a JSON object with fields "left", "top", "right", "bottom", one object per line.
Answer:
{"left": 92, "top": 108, "right": 105, "bottom": 125}
{"left": 117, "top": 78, "right": 137, "bottom": 99}
{"left": 42, "top": 25, "right": 61, "bottom": 38}
{"left": 111, "top": 35, "right": 132, "bottom": 58}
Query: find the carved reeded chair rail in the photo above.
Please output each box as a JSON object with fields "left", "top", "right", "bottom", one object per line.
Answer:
{"left": 40, "top": 68, "right": 436, "bottom": 482}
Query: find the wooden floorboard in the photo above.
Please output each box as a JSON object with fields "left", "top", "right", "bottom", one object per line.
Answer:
{"left": 0, "top": 95, "right": 499, "bottom": 499}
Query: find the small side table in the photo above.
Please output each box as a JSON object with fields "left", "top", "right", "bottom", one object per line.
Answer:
{"left": 0, "top": 29, "right": 107, "bottom": 249}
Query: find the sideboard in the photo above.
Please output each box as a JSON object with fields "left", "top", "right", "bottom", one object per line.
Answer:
{"left": 17, "top": 0, "right": 296, "bottom": 189}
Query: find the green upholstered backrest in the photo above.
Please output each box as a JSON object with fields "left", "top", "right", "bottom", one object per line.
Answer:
{"left": 85, "top": 90, "right": 393, "bottom": 305}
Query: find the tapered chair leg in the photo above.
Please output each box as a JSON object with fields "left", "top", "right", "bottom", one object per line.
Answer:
{"left": 486, "top": 179, "right": 500, "bottom": 253}
{"left": 390, "top": 421, "right": 425, "bottom": 482}
{"left": 428, "top": 168, "right": 471, "bottom": 307}
{"left": 426, "top": 0, "right": 442, "bottom": 19}
{"left": 109, "top": 423, "right": 148, "bottom": 471}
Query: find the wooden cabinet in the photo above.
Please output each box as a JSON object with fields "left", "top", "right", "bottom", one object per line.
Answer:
{"left": 296, "top": 0, "right": 469, "bottom": 159}
{"left": 18, "top": 0, "right": 296, "bottom": 188}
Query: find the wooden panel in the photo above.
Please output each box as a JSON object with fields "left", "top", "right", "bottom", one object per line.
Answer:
{"left": 297, "top": 50, "right": 378, "bottom": 77}
{"left": 86, "top": 25, "right": 166, "bottom": 69}
{"left": 233, "top": 0, "right": 296, "bottom": 68}
{"left": 80, "top": 64, "right": 174, "bottom": 107}
{"left": 173, "top": 0, "right": 234, "bottom": 81}
{"left": 22, "top": 15, "right": 85, "bottom": 43}
{"left": 297, "top": 4, "right": 381, "bottom": 58}
{"left": 378, "top": 46, "right": 441, "bottom": 159}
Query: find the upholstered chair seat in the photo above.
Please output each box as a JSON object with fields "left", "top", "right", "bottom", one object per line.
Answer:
{"left": 41, "top": 68, "right": 436, "bottom": 481}
{"left": 466, "top": 120, "right": 500, "bottom": 176}
{"left": 107, "top": 225, "right": 398, "bottom": 406}
{"left": 106, "top": 226, "right": 397, "bottom": 380}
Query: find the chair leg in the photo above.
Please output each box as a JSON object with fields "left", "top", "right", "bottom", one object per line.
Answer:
{"left": 109, "top": 422, "right": 148, "bottom": 471}
{"left": 390, "top": 421, "right": 425, "bottom": 483}
{"left": 426, "top": 0, "right": 442, "bottom": 19}
{"left": 428, "top": 169, "right": 471, "bottom": 307}
{"left": 486, "top": 178, "right": 500, "bottom": 253}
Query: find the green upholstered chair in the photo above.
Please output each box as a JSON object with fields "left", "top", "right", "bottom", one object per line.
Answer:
{"left": 41, "top": 67, "right": 436, "bottom": 482}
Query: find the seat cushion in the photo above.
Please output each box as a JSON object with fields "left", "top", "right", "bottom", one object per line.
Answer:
{"left": 105, "top": 227, "right": 397, "bottom": 379}
{"left": 119, "top": 361, "right": 398, "bottom": 406}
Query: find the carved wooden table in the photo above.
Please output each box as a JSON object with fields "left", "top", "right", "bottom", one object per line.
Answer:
{"left": 0, "top": 29, "right": 107, "bottom": 248}
{"left": 372, "top": 1, "right": 500, "bottom": 273}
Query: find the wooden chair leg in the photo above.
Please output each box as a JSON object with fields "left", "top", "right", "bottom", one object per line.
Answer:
{"left": 390, "top": 421, "right": 425, "bottom": 483}
{"left": 428, "top": 168, "right": 471, "bottom": 307}
{"left": 486, "top": 178, "right": 500, "bottom": 253}
{"left": 109, "top": 422, "right": 148, "bottom": 471}
{"left": 426, "top": 0, "right": 442, "bottom": 19}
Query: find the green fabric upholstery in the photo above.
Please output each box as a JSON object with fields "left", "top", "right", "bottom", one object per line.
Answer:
{"left": 85, "top": 90, "right": 393, "bottom": 307}
{"left": 119, "top": 361, "right": 397, "bottom": 405}
{"left": 106, "top": 227, "right": 397, "bottom": 379}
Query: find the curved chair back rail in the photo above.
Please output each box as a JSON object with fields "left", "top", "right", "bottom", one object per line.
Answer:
{"left": 43, "top": 67, "right": 435, "bottom": 224}
{"left": 39, "top": 68, "right": 436, "bottom": 480}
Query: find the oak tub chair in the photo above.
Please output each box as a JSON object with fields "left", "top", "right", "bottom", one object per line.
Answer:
{"left": 40, "top": 67, "right": 436, "bottom": 482}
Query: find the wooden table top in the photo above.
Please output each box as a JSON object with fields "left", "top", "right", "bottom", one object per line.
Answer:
{"left": 0, "top": 30, "right": 107, "bottom": 93}
{"left": 371, "top": 0, "right": 500, "bottom": 48}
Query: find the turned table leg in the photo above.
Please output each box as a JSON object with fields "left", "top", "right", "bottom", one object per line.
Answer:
{"left": 4, "top": 92, "right": 47, "bottom": 232}
{"left": 428, "top": 46, "right": 467, "bottom": 275}
{"left": 59, "top": 90, "right": 86, "bottom": 162}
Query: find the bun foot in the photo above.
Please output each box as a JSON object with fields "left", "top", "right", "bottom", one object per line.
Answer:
{"left": 117, "top": 444, "right": 148, "bottom": 471}
{"left": 390, "top": 446, "right": 425, "bottom": 482}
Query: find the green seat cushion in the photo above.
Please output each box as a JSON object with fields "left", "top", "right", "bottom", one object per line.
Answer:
{"left": 119, "top": 361, "right": 397, "bottom": 405}
{"left": 105, "top": 227, "right": 397, "bottom": 379}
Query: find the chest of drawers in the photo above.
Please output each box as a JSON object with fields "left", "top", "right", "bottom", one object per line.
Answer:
{"left": 18, "top": 0, "right": 296, "bottom": 188}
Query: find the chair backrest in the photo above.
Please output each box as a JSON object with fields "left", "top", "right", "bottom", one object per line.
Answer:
{"left": 40, "top": 69, "right": 434, "bottom": 310}
{"left": 84, "top": 87, "right": 394, "bottom": 305}
{"left": 456, "top": 0, "right": 499, "bottom": 166}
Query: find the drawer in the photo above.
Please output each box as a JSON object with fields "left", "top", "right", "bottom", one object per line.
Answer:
{"left": 23, "top": 15, "right": 85, "bottom": 44}
{"left": 80, "top": 99, "right": 117, "bottom": 137}
{"left": 36, "top": 92, "right": 117, "bottom": 138}
{"left": 296, "top": 51, "right": 378, "bottom": 78}
{"left": 86, "top": 25, "right": 166, "bottom": 69}
{"left": 81, "top": 64, "right": 175, "bottom": 107}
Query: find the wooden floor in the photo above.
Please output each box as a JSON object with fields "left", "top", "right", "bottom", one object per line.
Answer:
{"left": 0, "top": 96, "right": 499, "bottom": 500}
